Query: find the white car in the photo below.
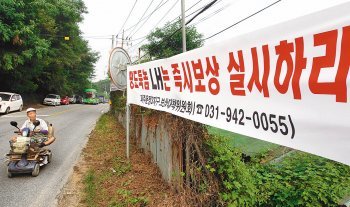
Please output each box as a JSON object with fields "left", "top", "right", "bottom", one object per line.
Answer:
{"left": 43, "top": 94, "right": 61, "bottom": 106}
{"left": 0, "top": 92, "right": 23, "bottom": 114}
{"left": 69, "top": 95, "right": 76, "bottom": 104}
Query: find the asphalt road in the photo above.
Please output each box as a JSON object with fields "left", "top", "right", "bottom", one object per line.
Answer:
{"left": 0, "top": 103, "right": 109, "bottom": 207}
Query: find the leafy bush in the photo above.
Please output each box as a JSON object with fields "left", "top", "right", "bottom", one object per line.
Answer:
{"left": 205, "top": 135, "right": 260, "bottom": 206}
{"left": 256, "top": 152, "right": 350, "bottom": 207}
{"left": 110, "top": 91, "right": 126, "bottom": 112}
{"left": 205, "top": 135, "right": 350, "bottom": 207}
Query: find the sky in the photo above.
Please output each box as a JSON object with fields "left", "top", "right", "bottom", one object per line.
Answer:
{"left": 79, "top": 0, "right": 349, "bottom": 81}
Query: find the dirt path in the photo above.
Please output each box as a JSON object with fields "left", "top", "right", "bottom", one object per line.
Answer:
{"left": 57, "top": 113, "right": 186, "bottom": 207}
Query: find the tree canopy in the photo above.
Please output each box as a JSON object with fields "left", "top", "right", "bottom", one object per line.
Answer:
{"left": 0, "top": 0, "right": 98, "bottom": 96}
{"left": 141, "top": 21, "right": 204, "bottom": 60}
{"left": 92, "top": 78, "right": 110, "bottom": 98}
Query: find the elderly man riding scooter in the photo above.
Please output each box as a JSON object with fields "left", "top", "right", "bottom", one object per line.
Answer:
{"left": 11, "top": 108, "right": 55, "bottom": 147}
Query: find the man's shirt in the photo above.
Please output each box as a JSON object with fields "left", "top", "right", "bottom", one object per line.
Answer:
{"left": 21, "top": 118, "right": 48, "bottom": 131}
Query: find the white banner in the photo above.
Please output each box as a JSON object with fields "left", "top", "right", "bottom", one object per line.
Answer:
{"left": 127, "top": 3, "right": 350, "bottom": 166}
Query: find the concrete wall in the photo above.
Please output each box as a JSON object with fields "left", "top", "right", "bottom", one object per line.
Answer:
{"left": 116, "top": 112, "right": 180, "bottom": 184}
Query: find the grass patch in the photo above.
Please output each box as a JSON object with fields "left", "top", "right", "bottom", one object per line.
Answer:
{"left": 83, "top": 170, "right": 97, "bottom": 207}
{"left": 112, "top": 189, "right": 149, "bottom": 207}
{"left": 207, "top": 126, "right": 280, "bottom": 156}
{"left": 82, "top": 113, "right": 134, "bottom": 206}
{"left": 80, "top": 112, "right": 170, "bottom": 206}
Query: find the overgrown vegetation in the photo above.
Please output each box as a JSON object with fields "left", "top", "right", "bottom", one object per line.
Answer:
{"left": 0, "top": 0, "right": 98, "bottom": 95}
{"left": 83, "top": 170, "right": 97, "bottom": 207}
{"left": 111, "top": 189, "right": 149, "bottom": 207}
{"left": 110, "top": 91, "right": 126, "bottom": 113}
{"left": 205, "top": 136, "right": 259, "bottom": 206}
{"left": 207, "top": 126, "right": 280, "bottom": 156}
{"left": 205, "top": 135, "right": 350, "bottom": 207}
{"left": 82, "top": 114, "right": 130, "bottom": 207}
{"left": 81, "top": 113, "right": 173, "bottom": 207}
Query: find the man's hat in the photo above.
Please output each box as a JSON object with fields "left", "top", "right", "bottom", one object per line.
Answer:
{"left": 26, "top": 108, "right": 36, "bottom": 113}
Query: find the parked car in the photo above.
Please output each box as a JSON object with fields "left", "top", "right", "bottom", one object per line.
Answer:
{"left": 75, "top": 95, "right": 83, "bottom": 104}
{"left": 69, "top": 95, "right": 76, "bottom": 104}
{"left": 0, "top": 92, "right": 23, "bottom": 114}
{"left": 98, "top": 96, "right": 105, "bottom": 103}
{"left": 61, "top": 96, "right": 70, "bottom": 105}
{"left": 43, "top": 94, "right": 61, "bottom": 106}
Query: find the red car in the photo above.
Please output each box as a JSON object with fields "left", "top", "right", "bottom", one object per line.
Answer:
{"left": 60, "top": 96, "right": 70, "bottom": 105}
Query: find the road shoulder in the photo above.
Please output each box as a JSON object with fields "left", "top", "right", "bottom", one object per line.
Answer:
{"left": 57, "top": 112, "right": 182, "bottom": 207}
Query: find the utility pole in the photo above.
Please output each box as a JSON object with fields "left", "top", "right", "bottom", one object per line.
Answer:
{"left": 104, "top": 70, "right": 107, "bottom": 94}
{"left": 111, "top": 35, "right": 115, "bottom": 49}
{"left": 181, "top": 0, "right": 186, "bottom": 52}
{"left": 122, "top": 29, "right": 125, "bottom": 48}
{"left": 138, "top": 48, "right": 141, "bottom": 64}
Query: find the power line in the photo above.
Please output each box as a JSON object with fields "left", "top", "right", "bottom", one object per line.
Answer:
{"left": 167, "top": 0, "right": 221, "bottom": 28}
{"left": 205, "top": 0, "right": 282, "bottom": 40}
{"left": 186, "top": 0, "right": 204, "bottom": 12}
{"left": 149, "top": 0, "right": 180, "bottom": 33}
{"left": 167, "top": 0, "right": 204, "bottom": 25}
{"left": 126, "top": 0, "right": 156, "bottom": 38}
{"left": 79, "top": 1, "right": 215, "bottom": 44}
{"left": 117, "top": 0, "right": 138, "bottom": 37}
{"left": 128, "top": 0, "right": 203, "bottom": 52}
{"left": 162, "top": 0, "right": 222, "bottom": 33}
{"left": 158, "top": 0, "right": 220, "bottom": 40}
{"left": 121, "top": 0, "right": 168, "bottom": 35}
{"left": 132, "top": 0, "right": 219, "bottom": 64}
{"left": 128, "top": 0, "right": 222, "bottom": 51}
{"left": 127, "top": 0, "right": 180, "bottom": 52}
{"left": 186, "top": 0, "right": 217, "bottom": 25}
{"left": 83, "top": 35, "right": 146, "bottom": 41}
{"left": 127, "top": 37, "right": 148, "bottom": 53}
{"left": 130, "top": 35, "right": 147, "bottom": 42}
{"left": 128, "top": 0, "right": 170, "bottom": 38}
{"left": 190, "top": 1, "right": 231, "bottom": 27}
{"left": 131, "top": 0, "right": 212, "bottom": 41}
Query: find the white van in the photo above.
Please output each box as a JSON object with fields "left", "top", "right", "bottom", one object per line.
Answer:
{"left": 0, "top": 92, "right": 23, "bottom": 114}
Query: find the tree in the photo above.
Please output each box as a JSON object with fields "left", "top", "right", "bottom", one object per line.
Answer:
{"left": 0, "top": 0, "right": 50, "bottom": 92}
{"left": 0, "top": 0, "right": 98, "bottom": 96}
{"left": 141, "top": 21, "right": 204, "bottom": 60}
{"left": 92, "top": 78, "right": 110, "bottom": 98}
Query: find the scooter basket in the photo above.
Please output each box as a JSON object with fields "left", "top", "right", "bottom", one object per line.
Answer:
{"left": 11, "top": 137, "right": 30, "bottom": 154}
